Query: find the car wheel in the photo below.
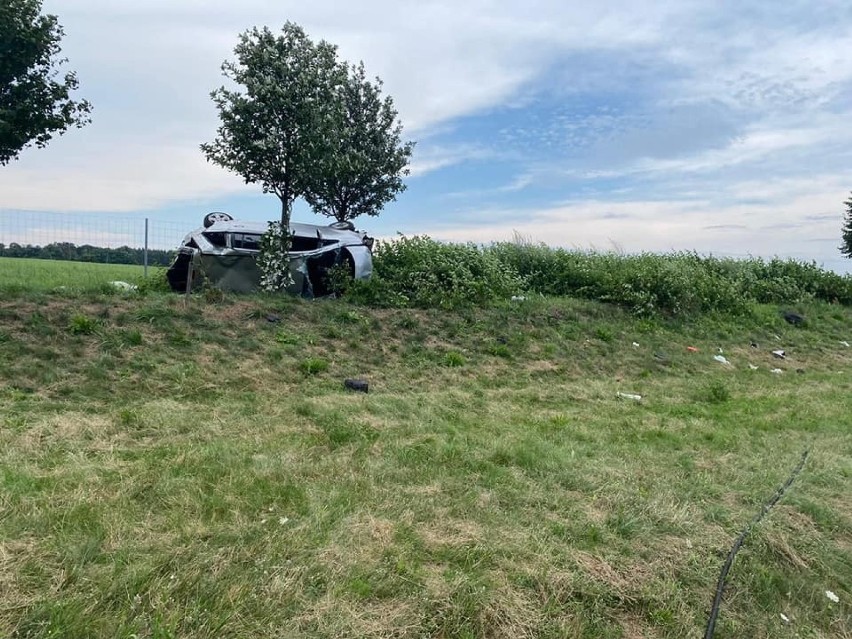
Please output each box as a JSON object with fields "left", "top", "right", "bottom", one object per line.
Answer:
{"left": 203, "top": 211, "right": 233, "bottom": 228}
{"left": 329, "top": 220, "right": 355, "bottom": 231}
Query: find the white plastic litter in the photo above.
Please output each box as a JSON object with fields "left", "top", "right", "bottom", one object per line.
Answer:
{"left": 748, "top": 364, "right": 759, "bottom": 370}
{"left": 770, "top": 368, "right": 783, "bottom": 374}
{"left": 616, "top": 392, "right": 642, "bottom": 401}
{"left": 713, "top": 354, "right": 730, "bottom": 365}
{"left": 825, "top": 590, "right": 839, "bottom": 603}
{"left": 510, "top": 295, "right": 526, "bottom": 301}
{"left": 632, "top": 342, "right": 640, "bottom": 348}
{"left": 841, "top": 341, "right": 850, "bottom": 348}
{"left": 109, "top": 280, "right": 138, "bottom": 291}
{"left": 780, "top": 613, "right": 790, "bottom": 624}
{"left": 771, "top": 349, "right": 786, "bottom": 359}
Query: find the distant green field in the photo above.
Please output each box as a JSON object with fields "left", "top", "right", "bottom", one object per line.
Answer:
{"left": 0, "top": 257, "right": 148, "bottom": 291}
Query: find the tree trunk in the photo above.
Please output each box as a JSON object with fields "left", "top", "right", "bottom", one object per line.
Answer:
{"left": 280, "top": 178, "right": 291, "bottom": 229}
{"left": 279, "top": 176, "right": 292, "bottom": 253}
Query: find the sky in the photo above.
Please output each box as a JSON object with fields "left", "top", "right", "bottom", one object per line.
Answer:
{"left": 2, "top": 0, "right": 852, "bottom": 271}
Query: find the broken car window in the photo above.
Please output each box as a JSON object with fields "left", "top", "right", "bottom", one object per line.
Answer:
{"left": 203, "top": 232, "right": 227, "bottom": 248}
{"left": 231, "top": 233, "right": 262, "bottom": 251}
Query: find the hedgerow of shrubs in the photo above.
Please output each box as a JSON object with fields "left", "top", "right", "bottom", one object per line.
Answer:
{"left": 347, "top": 235, "right": 524, "bottom": 309}
{"left": 347, "top": 235, "right": 852, "bottom": 315}
{"left": 487, "top": 244, "right": 750, "bottom": 315}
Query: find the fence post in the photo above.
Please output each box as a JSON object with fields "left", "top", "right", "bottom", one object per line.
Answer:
{"left": 184, "top": 258, "right": 194, "bottom": 305}
{"left": 144, "top": 218, "right": 149, "bottom": 278}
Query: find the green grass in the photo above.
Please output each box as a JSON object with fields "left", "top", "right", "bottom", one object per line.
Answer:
{"left": 0, "top": 257, "right": 146, "bottom": 292}
{"left": 0, "top": 290, "right": 850, "bottom": 638}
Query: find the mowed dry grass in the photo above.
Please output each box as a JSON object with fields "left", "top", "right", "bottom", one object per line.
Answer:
{"left": 0, "top": 292, "right": 850, "bottom": 638}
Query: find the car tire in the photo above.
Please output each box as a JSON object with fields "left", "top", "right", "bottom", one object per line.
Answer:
{"left": 329, "top": 220, "right": 355, "bottom": 231}
{"left": 203, "top": 211, "right": 233, "bottom": 228}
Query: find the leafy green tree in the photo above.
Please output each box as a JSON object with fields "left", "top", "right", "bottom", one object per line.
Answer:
{"left": 304, "top": 62, "right": 413, "bottom": 224}
{"left": 201, "top": 23, "right": 345, "bottom": 290}
{"left": 0, "top": 0, "right": 91, "bottom": 164}
{"left": 841, "top": 192, "right": 852, "bottom": 258}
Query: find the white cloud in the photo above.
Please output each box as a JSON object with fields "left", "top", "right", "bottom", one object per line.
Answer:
{"left": 4, "top": 0, "right": 693, "bottom": 211}
{"left": 409, "top": 144, "right": 501, "bottom": 177}
{"left": 423, "top": 175, "right": 850, "bottom": 270}
{"left": 0, "top": 0, "right": 848, "bottom": 284}
{"left": 0, "top": 137, "right": 251, "bottom": 212}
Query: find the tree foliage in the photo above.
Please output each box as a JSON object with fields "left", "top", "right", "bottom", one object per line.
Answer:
{"left": 202, "top": 23, "right": 413, "bottom": 290}
{"left": 841, "top": 192, "right": 852, "bottom": 258}
{"left": 201, "top": 23, "right": 344, "bottom": 229}
{"left": 0, "top": 0, "right": 91, "bottom": 164}
{"left": 304, "top": 62, "right": 413, "bottom": 223}
{"left": 201, "top": 23, "right": 347, "bottom": 291}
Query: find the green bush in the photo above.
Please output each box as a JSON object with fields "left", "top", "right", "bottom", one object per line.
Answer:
{"left": 486, "top": 241, "right": 852, "bottom": 316}
{"left": 349, "top": 235, "right": 524, "bottom": 309}
{"left": 299, "top": 357, "right": 329, "bottom": 375}
{"left": 345, "top": 235, "right": 852, "bottom": 316}
{"left": 135, "top": 268, "right": 171, "bottom": 294}
{"left": 442, "top": 351, "right": 466, "bottom": 367}
{"left": 68, "top": 314, "right": 98, "bottom": 335}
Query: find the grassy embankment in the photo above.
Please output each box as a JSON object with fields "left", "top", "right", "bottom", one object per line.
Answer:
{"left": 0, "top": 282, "right": 850, "bottom": 638}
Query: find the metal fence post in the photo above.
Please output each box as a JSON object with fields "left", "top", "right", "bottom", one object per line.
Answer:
{"left": 144, "top": 218, "right": 149, "bottom": 278}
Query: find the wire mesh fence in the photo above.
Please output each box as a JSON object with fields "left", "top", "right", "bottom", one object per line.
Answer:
{"left": 0, "top": 210, "right": 188, "bottom": 276}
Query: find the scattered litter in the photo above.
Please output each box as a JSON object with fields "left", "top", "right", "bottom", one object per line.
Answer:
{"left": 511, "top": 295, "right": 527, "bottom": 301}
{"left": 772, "top": 350, "right": 786, "bottom": 359}
{"left": 109, "top": 280, "right": 138, "bottom": 291}
{"left": 632, "top": 342, "right": 640, "bottom": 348}
{"left": 780, "top": 613, "right": 790, "bottom": 624}
{"left": 748, "top": 364, "right": 759, "bottom": 370}
{"left": 344, "top": 378, "right": 369, "bottom": 393}
{"left": 687, "top": 346, "right": 699, "bottom": 353}
{"left": 617, "top": 392, "right": 642, "bottom": 401}
{"left": 841, "top": 341, "right": 850, "bottom": 348}
{"left": 783, "top": 311, "right": 805, "bottom": 326}
{"left": 750, "top": 341, "right": 758, "bottom": 348}
{"left": 266, "top": 314, "right": 281, "bottom": 323}
{"left": 825, "top": 590, "right": 839, "bottom": 603}
{"left": 717, "top": 347, "right": 724, "bottom": 353}
{"left": 770, "top": 368, "right": 783, "bottom": 374}
{"left": 713, "top": 354, "right": 730, "bottom": 365}
{"left": 279, "top": 516, "right": 289, "bottom": 525}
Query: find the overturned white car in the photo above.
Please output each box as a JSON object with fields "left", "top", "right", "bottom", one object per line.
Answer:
{"left": 166, "top": 212, "right": 374, "bottom": 296}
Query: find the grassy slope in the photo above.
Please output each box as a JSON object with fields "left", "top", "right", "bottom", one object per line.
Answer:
{"left": 0, "top": 292, "right": 850, "bottom": 638}
{"left": 0, "top": 257, "right": 146, "bottom": 291}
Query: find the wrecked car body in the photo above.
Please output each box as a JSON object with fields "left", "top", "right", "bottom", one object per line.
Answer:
{"left": 166, "top": 213, "right": 373, "bottom": 296}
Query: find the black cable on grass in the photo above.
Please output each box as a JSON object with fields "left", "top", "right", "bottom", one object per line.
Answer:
{"left": 704, "top": 449, "right": 810, "bottom": 639}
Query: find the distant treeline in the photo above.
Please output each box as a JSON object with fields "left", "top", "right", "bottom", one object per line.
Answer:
{"left": 0, "top": 242, "right": 174, "bottom": 266}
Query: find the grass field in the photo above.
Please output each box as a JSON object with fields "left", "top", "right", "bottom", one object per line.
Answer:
{"left": 0, "top": 257, "right": 148, "bottom": 292}
{"left": 0, "top": 290, "right": 850, "bottom": 638}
